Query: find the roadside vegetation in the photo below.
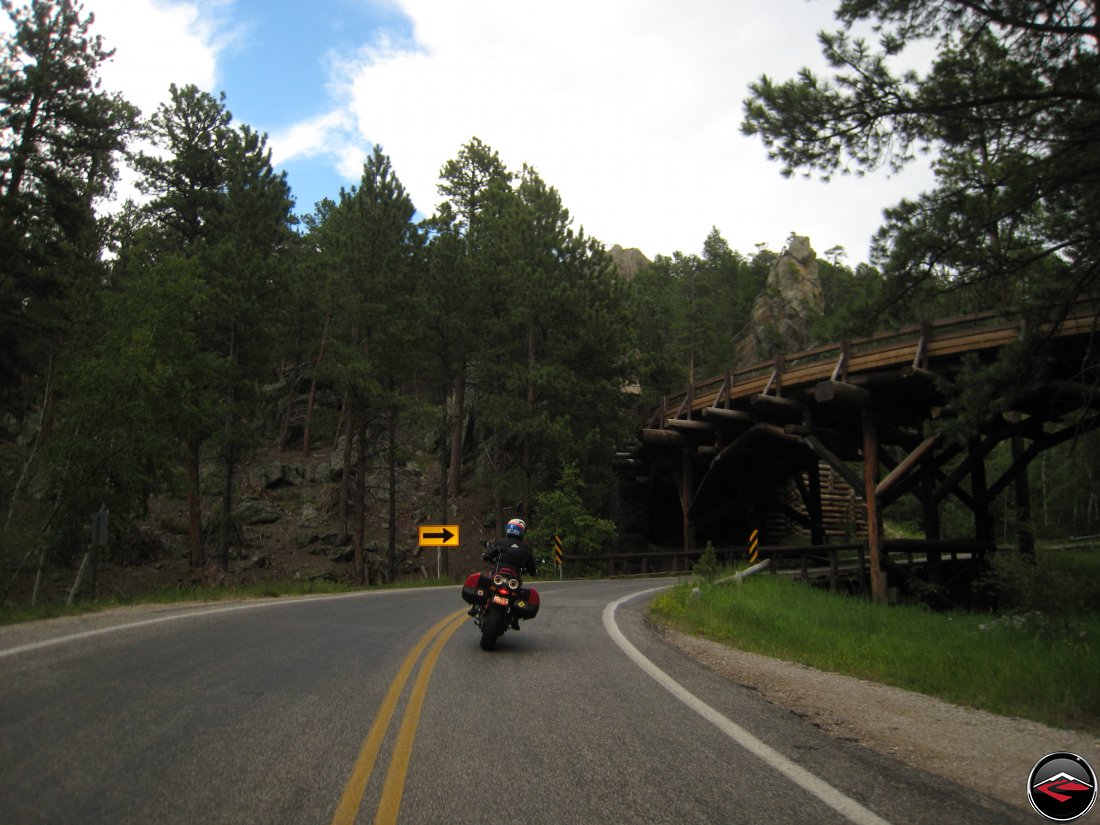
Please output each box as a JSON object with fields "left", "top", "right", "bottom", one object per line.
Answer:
{"left": 651, "top": 545, "right": 1100, "bottom": 734}
{"left": 0, "top": 576, "right": 454, "bottom": 626}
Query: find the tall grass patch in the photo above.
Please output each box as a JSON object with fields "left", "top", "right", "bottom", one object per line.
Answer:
{"left": 652, "top": 575, "right": 1099, "bottom": 733}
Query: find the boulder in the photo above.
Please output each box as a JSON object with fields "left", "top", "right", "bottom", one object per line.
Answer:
{"left": 235, "top": 498, "right": 280, "bottom": 525}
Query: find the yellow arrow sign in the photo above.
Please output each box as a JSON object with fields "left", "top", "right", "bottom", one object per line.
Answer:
{"left": 418, "top": 524, "right": 460, "bottom": 547}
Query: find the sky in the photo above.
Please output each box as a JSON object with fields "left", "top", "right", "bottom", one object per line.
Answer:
{"left": 67, "top": 0, "right": 937, "bottom": 263}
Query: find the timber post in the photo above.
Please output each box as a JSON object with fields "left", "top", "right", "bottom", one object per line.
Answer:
{"left": 862, "top": 411, "right": 888, "bottom": 604}
{"left": 680, "top": 445, "right": 696, "bottom": 567}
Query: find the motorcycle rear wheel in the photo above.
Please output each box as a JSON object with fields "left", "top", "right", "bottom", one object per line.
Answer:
{"left": 479, "top": 607, "right": 508, "bottom": 650}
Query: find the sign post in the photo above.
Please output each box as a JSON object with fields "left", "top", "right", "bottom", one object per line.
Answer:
{"left": 418, "top": 525, "right": 460, "bottom": 579}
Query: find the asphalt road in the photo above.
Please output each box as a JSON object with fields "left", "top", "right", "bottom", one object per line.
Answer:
{"left": 0, "top": 579, "right": 1032, "bottom": 824}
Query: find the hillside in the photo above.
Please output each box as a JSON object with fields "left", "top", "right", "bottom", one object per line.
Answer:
{"left": 19, "top": 447, "right": 498, "bottom": 605}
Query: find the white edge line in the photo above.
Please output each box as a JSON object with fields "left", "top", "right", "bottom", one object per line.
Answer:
{"left": 0, "top": 588, "right": 411, "bottom": 660}
{"left": 603, "top": 587, "right": 893, "bottom": 825}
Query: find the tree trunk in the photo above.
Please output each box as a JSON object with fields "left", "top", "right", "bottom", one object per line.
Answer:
{"left": 353, "top": 414, "right": 368, "bottom": 585}
{"left": 277, "top": 350, "right": 302, "bottom": 455}
{"left": 523, "top": 325, "right": 535, "bottom": 518}
{"left": 337, "top": 399, "right": 353, "bottom": 547}
{"left": 387, "top": 398, "right": 398, "bottom": 583}
{"left": 186, "top": 438, "right": 203, "bottom": 568}
{"left": 3, "top": 91, "right": 40, "bottom": 207}
{"left": 4, "top": 354, "right": 53, "bottom": 533}
{"left": 31, "top": 550, "right": 46, "bottom": 605}
{"left": 219, "top": 330, "right": 237, "bottom": 571}
{"left": 220, "top": 436, "right": 234, "bottom": 571}
{"left": 302, "top": 313, "right": 330, "bottom": 457}
{"left": 449, "top": 367, "right": 466, "bottom": 498}
{"left": 492, "top": 441, "right": 504, "bottom": 539}
{"left": 438, "top": 393, "right": 450, "bottom": 576}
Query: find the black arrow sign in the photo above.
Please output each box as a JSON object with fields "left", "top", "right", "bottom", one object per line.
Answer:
{"left": 422, "top": 527, "right": 454, "bottom": 543}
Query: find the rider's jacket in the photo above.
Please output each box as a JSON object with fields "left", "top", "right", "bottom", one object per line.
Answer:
{"left": 484, "top": 538, "right": 537, "bottom": 577}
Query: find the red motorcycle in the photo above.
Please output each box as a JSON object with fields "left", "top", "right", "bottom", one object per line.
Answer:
{"left": 462, "top": 563, "right": 540, "bottom": 650}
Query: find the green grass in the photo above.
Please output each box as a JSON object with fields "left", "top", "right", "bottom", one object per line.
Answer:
{"left": 0, "top": 576, "right": 455, "bottom": 626}
{"left": 651, "top": 573, "right": 1100, "bottom": 734}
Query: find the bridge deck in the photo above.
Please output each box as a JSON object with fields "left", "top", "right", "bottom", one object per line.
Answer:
{"left": 625, "top": 299, "right": 1100, "bottom": 604}
{"left": 651, "top": 303, "right": 1099, "bottom": 427}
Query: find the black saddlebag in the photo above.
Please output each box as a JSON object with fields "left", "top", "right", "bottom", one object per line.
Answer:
{"left": 512, "top": 586, "right": 540, "bottom": 620}
{"left": 461, "top": 572, "right": 490, "bottom": 605}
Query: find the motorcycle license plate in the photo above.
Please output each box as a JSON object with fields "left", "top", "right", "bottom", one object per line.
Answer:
{"left": 491, "top": 595, "right": 509, "bottom": 606}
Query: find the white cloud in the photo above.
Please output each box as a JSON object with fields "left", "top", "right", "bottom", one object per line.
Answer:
{"left": 64, "top": 0, "right": 229, "bottom": 207}
{"left": 278, "top": 0, "right": 936, "bottom": 261}
{"left": 91, "top": 0, "right": 227, "bottom": 117}
{"left": 53, "top": 0, "right": 936, "bottom": 261}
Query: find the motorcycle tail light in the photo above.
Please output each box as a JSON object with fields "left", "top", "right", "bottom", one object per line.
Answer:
{"left": 492, "top": 574, "right": 505, "bottom": 586}
{"left": 507, "top": 578, "right": 520, "bottom": 590}
{"left": 498, "top": 588, "right": 510, "bottom": 596}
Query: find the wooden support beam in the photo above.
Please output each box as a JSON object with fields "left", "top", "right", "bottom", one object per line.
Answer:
{"left": 863, "top": 412, "right": 888, "bottom": 604}
{"left": 802, "top": 435, "right": 866, "bottom": 500}
{"left": 987, "top": 412, "right": 1100, "bottom": 502}
{"left": 665, "top": 418, "right": 715, "bottom": 433}
{"left": 763, "top": 355, "right": 785, "bottom": 396}
{"left": 969, "top": 437, "right": 996, "bottom": 547}
{"left": 901, "top": 365, "right": 940, "bottom": 381}
{"left": 910, "top": 320, "right": 933, "bottom": 373}
{"left": 641, "top": 428, "right": 683, "bottom": 446}
{"left": 701, "top": 407, "right": 752, "bottom": 424}
{"left": 751, "top": 393, "right": 805, "bottom": 412}
{"left": 688, "top": 424, "right": 803, "bottom": 516}
{"left": 1007, "top": 411, "right": 1035, "bottom": 558}
{"left": 790, "top": 464, "right": 827, "bottom": 546}
{"left": 831, "top": 340, "right": 850, "bottom": 382}
{"left": 875, "top": 434, "right": 943, "bottom": 500}
{"left": 681, "top": 447, "right": 695, "bottom": 558}
{"left": 932, "top": 435, "right": 997, "bottom": 505}
{"left": 813, "top": 380, "right": 874, "bottom": 406}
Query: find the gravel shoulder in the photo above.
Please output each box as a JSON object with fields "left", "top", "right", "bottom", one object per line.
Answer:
{"left": 656, "top": 623, "right": 1099, "bottom": 813}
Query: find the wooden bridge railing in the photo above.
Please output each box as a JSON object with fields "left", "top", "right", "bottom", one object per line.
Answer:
{"left": 648, "top": 300, "right": 1100, "bottom": 428}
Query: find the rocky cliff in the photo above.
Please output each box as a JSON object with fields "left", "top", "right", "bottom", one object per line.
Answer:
{"left": 607, "top": 244, "right": 651, "bottom": 280}
{"left": 732, "top": 235, "right": 824, "bottom": 365}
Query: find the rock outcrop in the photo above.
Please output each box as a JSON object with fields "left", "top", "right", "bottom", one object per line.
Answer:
{"left": 607, "top": 244, "right": 651, "bottom": 280}
{"left": 732, "top": 235, "right": 824, "bottom": 365}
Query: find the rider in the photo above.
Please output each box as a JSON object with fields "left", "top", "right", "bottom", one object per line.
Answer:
{"left": 481, "top": 517, "right": 537, "bottom": 628}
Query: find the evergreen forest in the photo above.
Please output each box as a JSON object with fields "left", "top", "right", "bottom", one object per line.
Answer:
{"left": 2, "top": 0, "right": 1098, "bottom": 605}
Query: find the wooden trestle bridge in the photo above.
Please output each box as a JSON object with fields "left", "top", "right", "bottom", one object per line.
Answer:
{"left": 616, "top": 299, "right": 1100, "bottom": 604}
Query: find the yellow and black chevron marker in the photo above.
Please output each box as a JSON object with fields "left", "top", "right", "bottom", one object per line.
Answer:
{"left": 748, "top": 529, "right": 759, "bottom": 564}
{"left": 553, "top": 534, "right": 564, "bottom": 567}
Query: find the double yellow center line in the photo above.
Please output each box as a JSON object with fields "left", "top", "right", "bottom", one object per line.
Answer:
{"left": 330, "top": 609, "right": 468, "bottom": 825}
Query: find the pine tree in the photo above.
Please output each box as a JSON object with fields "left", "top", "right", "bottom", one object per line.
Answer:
{"left": 305, "top": 146, "right": 419, "bottom": 583}
{"left": 0, "top": 0, "right": 137, "bottom": 415}
{"left": 742, "top": 0, "right": 1100, "bottom": 416}
{"left": 127, "top": 85, "right": 295, "bottom": 569}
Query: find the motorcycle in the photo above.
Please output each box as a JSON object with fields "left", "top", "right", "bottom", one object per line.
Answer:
{"left": 461, "top": 562, "right": 540, "bottom": 650}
